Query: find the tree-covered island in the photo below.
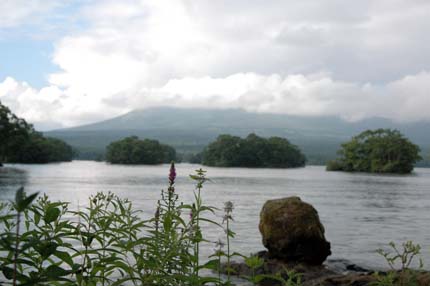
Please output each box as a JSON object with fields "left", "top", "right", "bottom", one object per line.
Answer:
{"left": 201, "top": 133, "right": 306, "bottom": 168}
{"left": 326, "top": 129, "right": 421, "bottom": 174}
{"left": 105, "top": 136, "right": 176, "bottom": 164}
{"left": 0, "top": 101, "right": 74, "bottom": 164}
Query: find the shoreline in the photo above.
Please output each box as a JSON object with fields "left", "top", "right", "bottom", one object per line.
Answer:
{"left": 221, "top": 250, "right": 430, "bottom": 286}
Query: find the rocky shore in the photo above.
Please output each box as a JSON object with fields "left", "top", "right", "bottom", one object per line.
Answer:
{"left": 221, "top": 196, "right": 430, "bottom": 286}
{"left": 222, "top": 251, "right": 430, "bottom": 286}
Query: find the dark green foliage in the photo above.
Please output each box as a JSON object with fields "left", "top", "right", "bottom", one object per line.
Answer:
{"left": 7, "top": 133, "right": 74, "bottom": 163}
{"left": 0, "top": 165, "right": 242, "bottom": 285}
{"left": 105, "top": 136, "right": 176, "bottom": 164}
{"left": 202, "top": 133, "right": 306, "bottom": 168}
{"left": 0, "top": 101, "right": 74, "bottom": 164}
{"left": 327, "top": 129, "right": 421, "bottom": 174}
{"left": 0, "top": 101, "right": 33, "bottom": 163}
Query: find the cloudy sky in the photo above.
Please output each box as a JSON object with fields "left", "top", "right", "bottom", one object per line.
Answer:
{"left": 0, "top": 0, "right": 429, "bottom": 130}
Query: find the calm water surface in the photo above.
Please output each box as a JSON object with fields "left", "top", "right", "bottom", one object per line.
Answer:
{"left": 1, "top": 161, "right": 429, "bottom": 269}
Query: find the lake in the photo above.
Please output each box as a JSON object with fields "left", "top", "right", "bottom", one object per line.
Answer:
{"left": 0, "top": 161, "right": 429, "bottom": 270}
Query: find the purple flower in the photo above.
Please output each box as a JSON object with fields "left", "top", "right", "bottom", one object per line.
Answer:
{"left": 169, "top": 162, "right": 176, "bottom": 184}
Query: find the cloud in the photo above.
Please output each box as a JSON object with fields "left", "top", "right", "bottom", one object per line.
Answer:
{"left": 0, "top": 0, "right": 60, "bottom": 28}
{"left": 135, "top": 72, "right": 430, "bottom": 122}
{"left": 2, "top": 71, "right": 430, "bottom": 130}
{"left": 49, "top": 0, "right": 430, "bottom": 89}
{"left": 0, "top": 77, "right": 129, "bottom": 129}
{"left": 1, "top": 0, "right": 430, "bottom": 128}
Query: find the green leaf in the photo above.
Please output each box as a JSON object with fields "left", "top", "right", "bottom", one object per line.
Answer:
{"left": 44, "top": 206, "right": 61, "bottom": 224}
{"left": 15, "top": 187, "right": 24, "bottom": 206}
{"left": 54, "top": 250, "right": 74, "bottom": 267}
{"left": 35, "top": 240, "right": 58, "bottom": 259}
{"left": 19, "top": 192, "right": 39, "bottom": 211}
{"left": 198, "top": 276, "right": 220, "bottom": 284}
{"left": 14, "top": 188, "right": 38, "bottom": 212}
{"left": 45, "top": 265, "right": 70, "bottom": 279}
{"left": 200, "top": 259, "right": 219, "bottom": 271}
{"left": 1, "top": 265, "right": 14, "bottom": 279}
{"left": 34, "top": 212, "right": 41, "bottom": 225}
{"left": 245, "top": 255, "right": 264, "bottom": 269}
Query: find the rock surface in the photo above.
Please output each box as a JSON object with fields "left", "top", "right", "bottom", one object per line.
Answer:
{"left": 221, "top": 251, "right": 430, "bottom": 286}
{"left": 259, "top": 196, "right": 331, "bottom": 265}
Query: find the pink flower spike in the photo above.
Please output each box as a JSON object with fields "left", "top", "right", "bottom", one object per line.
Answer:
{"left": 169, "top": 162, "right": 176, "bottom": 184}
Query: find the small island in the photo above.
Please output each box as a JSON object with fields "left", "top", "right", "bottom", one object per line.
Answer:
{"left": 327, "top": 129, "right": 421, "bottom": 174}
{"left": 0, "top": 101, "right": 73, "bottom": 164}
{"left": 201, "top": 133, "right": 306, "bottom": 168}
{"left": 105, "top": 136, "right": 176, "bottom": 164}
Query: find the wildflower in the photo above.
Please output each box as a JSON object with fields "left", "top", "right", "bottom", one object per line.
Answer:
{"left": 154, "top": 205, "right": 160, "bottom": 231}
{"left": 169, "top": 162, "right": 176, "bottom": 184}
{"left": 154, "top": 205, "right": 160, "bottom": 220}
{"left": 223, "top": 201, "right": 234, "bottom": 223}
{"left": 223, "top": 214, "right": 234, "bottom": 224}
{"left": 224, "top": 201, "right": 234, "bottom": 213}
{"left": 215, "top": 238, "right": 225, "bottom": 249}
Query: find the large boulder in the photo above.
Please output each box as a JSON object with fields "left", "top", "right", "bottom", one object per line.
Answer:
{"left": 259, "top": 196, "right": 331, "bottom": 265}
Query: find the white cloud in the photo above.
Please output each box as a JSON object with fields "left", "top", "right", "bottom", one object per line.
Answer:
{"left": 1, "top": 0, "right": 430, "bottom": 128}
{"left": 2, "top": 71, "right": 430, "bottom": 130}
{"left": 134, "top": 72, "right": 430, "bottom": 123}
{"left": 0, "top": 0, "right": 60, "bottom": 28}
{"left": 0, "top": 77, "right": 129, "bottom": 129}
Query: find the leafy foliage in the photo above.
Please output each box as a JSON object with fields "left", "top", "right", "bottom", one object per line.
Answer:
{"left": 0, "top": 101, "right": 33, "bottom": 163}
{"left": 373, "top": 241, "right": 424, "bottom": 286}
{"left": 327, "top": 129, "right": 421, "bottom": 174}
{"left": 0, "top": 101, "right": 74, "bottom": 164}
{"left": 105, "top": 136, "right": 176, "bottom": 164}
{"left": 7, "top": 133, "right": 74, "bottom": 163}
{"left": 0, "top": 164, "right": 252, "bottom": 285}
{"left": 201, "top": 133, "right": 306, "bottom": 168}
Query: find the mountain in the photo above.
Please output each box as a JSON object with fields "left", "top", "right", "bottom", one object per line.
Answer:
{"left": 45, "top": 107, "right": 430, "bottom": 165}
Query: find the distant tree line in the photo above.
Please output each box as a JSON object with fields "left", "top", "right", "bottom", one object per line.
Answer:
{"left": 104, "top": 133, "right": 306, "bottom": 168}
{"left": 201, "top": 133, "right": 306, "bottom": 168}
{"left": 106, "top": 136, "right": 176, "bottom": 164}
{"left": 0, "top": 101, "right": 74, "bottom": 164}
{"left": 327, "top": 129, "right": 421, "bottom": 174}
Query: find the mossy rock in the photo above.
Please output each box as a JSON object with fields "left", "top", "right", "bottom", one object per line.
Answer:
{"left": 259, "top": 196, "right": 331, "bottom": 265}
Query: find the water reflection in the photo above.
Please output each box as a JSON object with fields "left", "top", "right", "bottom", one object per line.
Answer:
{"left": 0, "top": 167, "right": 28, "bottom": 194}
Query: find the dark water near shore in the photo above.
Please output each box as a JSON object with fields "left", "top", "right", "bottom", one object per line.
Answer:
{"left": 1, "top": 161, "right": 429, "bottom": 269}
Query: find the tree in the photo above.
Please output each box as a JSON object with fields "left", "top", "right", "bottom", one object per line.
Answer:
{"left": 0, "top": 101, "right": 33, "bottom": 163}
{"left": 6, "top": 133, "right": 74, "bottom": 163}
{"left": 201, "top": 133, "right": 306, "bottom": 168}
{"left": 105, "top": 136, "right": 176, "bottom": 164}
{"left": 326, "top": 129, "right": 422, "bottom": 174}
{"left": 0, "top": 101, "right": 74, "bottom": 164}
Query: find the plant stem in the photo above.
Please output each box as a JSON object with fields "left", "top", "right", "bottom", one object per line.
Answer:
{"left": 195, "top": 186, "right": 201, "bottom": 279}
{"left": 13, "top": 211, "right": 21, "bottom": 286}
{"left": 226, "top": 217, "right": 230, "bottom": 282}
{"left": 218, "top": 253, "right": 221, "bottom": 285}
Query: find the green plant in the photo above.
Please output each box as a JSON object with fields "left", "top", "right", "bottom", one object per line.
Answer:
{"left": 0, "top": 164, "right": 243, "bottom": 285}
{"left": 276, "top": 268, "right": 302, "bottom": 286}
{"left": 223, "top": 201, "right": 235, "bottom": 284}
{"left": 373, "top": 241, "right": 424, "bottom": 286}
{"left": 327, "top": 129, "right": 421, "bottom": 174}
{"left": 242, "top": 254, "right": 264, "bottom": 285}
